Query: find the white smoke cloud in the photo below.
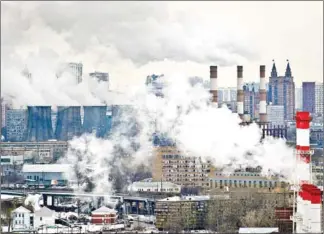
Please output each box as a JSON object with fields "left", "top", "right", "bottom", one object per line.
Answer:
{"left": 60, "top": 73, "right": 299, "bottom": 196}
{"left": 24, "top": 194, "right": 42, "bottom": 211}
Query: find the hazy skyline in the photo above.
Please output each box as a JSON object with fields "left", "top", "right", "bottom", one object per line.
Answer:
{"left": 2, "top": 1, "right": 323, "bottom": 91}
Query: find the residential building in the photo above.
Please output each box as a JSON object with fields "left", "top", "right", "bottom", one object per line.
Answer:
{"left": 155, "top": 196, "right": 209, "bottom": 230}
{"left": 22, "top": 164, "right": 71, "bottom": 186}
{"left": 268, "top": 61, "right": 295, "bottom": 121}
{"left": 267, "top": 105, "right": 285, "bottom": 126}
{"left": 152, "top": 146, "right": 210, "bottom": 189}
{"left": 91, "top": 206, "right": 118, "bottom": 224}
{"left": 1, "top": 98, "right": 10, "bottom": 128}
{"left": 34, "top": 206, "right": 56, "bottom": 228}
{"left": 315, "top": 82, "right": 323, "bottom": 115}
{"left": 11, "top": 206, "right": 33, "bottom": 231}
{"left": 295, "top": 87, "right": 303, "bottom": 111}
{"left": 302, "top": 82, "right": 315, "bottom": 113}
{"left": 127, "top": 181, "right": 181, "bottom": 194}
{"left": 5, "top": 109, "right": 27, "bottom": 142}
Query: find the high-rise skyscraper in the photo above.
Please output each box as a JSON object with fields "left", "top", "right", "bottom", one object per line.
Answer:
{"left": 89, "top": 71, "right": 109, "bottom": 83}
{"left": 146, "top": 74, "right": 164, "bottom": 97}
{"left": 56, "top": 62, "right": 83, "bottom": 84}
{"left": 68, "top": 62, "right": 83, "bottom": 84}
{"left": 268, "top": 60, "right": 295, "bottom": 121}
{"left": 295, "top": 87, "right": 303, "bottom": 111}
{"left": 315, "top": 83, "right": 323, "bottom": 115}
{"left": 243, "top": 82, "right": 259, "bottom": 120}
{"left": 302, "top": 82, "right": 315, "bottom": 113}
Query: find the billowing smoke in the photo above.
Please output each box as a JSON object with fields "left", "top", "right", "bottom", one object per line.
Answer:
{"left": 59, "top": 73, "right": 298, "bottom": 197}
{"left": 24, "top": 194, "right": 42, "bottom": 211}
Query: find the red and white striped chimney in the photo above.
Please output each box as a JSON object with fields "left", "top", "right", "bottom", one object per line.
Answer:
{"left": 210, "top": 66, "right": 218, "bottom": 108}
{"left": 237, "top": 66, "right": 244, "bottom": 120}
{"left": 295, "top": 111, "right": 312, "bottom": 184}
{"left": 259, "top": 65, "right": 267, "bottom": 123}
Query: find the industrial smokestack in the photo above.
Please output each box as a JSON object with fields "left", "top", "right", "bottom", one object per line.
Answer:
{"left": 295, "top": 111, "right": 312, "bottom": 184}
{"left": 26, "top": 106, "right": 54, "bottom": 142}
{"left": 55, "top": 106, "right": 82, "bottom": 141}
{"left": 210, "top": 66, "right": 218, "bottom": 107}
{"left": 237, "top": 66, "right": 244, "bottom": 120}
{"left": 259, "top": 65, "right": 267, "bottom": 123}
{"left": 83, "top": 106, "right": 110, "bottom": 138}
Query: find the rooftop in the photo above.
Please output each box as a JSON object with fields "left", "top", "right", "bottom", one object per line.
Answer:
{"left": 12, "top": 206, "right": 31, "bottom": 213}
{"left": 92, "top": 206, "right": 117, "bottom": 215}
{"left": 22, "top": 164, "right": 72, "bottom": 173}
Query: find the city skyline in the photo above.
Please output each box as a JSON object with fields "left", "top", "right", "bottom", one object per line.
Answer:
{"left": 2, "top": 1, "right": 323, "bottom": 92}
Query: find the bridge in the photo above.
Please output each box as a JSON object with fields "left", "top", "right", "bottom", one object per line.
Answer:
{"left": 1, "top": 190, "right": 156, "bottom": 215}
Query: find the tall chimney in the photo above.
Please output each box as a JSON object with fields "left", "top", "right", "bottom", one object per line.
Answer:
{"left": 259, "top": 65, "right": 267, "bottom": 123}
{"left": 295, "top": 111, "right": 312, "bottom": 184}
{"left": 210, "top": 66, "right": 218, "bottom": 108}
{"left": 237, "top": 66, "right": 244, "bottom": 119}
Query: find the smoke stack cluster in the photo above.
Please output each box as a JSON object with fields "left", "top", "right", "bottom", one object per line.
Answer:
{"left": 26, "top": 106, "right": 54, "bottom": 142}
{"left": 259, "top": 65, "right": 267, "bottom": 123}
{"left": 210, "top": 66, "right": 218, "bottom": 108}
{"left": 55, "top": 106, "right": 82, "bottom": 141}
{"left": 237, "top": 66, "right": 244, "bottom": 120}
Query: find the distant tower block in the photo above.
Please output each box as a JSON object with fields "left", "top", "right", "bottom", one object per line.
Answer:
{"left": 210, "top": 66, "right": 218, "bottom": 107}
{"left": 237, "top": 66, "right": 244, "bottom": 120}
{"left": 26, "top": 106, "right": 54, "bottom": 142}
{"left": 55, "top": 106, "right": 82, "bottom": 141}
{"left": 259, "top": 65, "right": 267, "bottom": 123}
{"left": 295, "top": 111, "right": 312, "bottom": 184}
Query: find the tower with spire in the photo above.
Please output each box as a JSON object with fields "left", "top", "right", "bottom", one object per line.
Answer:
{"left": 268, "top": 59, "right": 295, "bottom": 121}
{"left": 285, "top": 59, "right": 292, "bottom": 77}
{"left": 271, "top": 60, "right": 278, "bottom": 78}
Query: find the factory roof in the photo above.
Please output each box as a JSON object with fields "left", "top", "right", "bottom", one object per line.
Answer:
{"left": 92, "top": 206, "right": 117, "bottom": 215}
{"left": 129, "top": 181, "right": 181, "bottom": 189}
{"left": 34, "top": 206, "right": 55, "bottom": 217}
{"left": 159, "top": 195, "right": 210, "bottom": 202}
{"left": 22, "top": 164, "right": 72, "bottom": 173}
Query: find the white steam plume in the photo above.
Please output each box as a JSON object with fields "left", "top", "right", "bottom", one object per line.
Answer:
{"left": 24, "top": 194, "right": 42, "bottom": 211}
{"left": 60, "top": 73, "right": 299, "bottom": 196}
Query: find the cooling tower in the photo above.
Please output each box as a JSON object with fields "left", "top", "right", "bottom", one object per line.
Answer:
{"left": 26, "top": 106, "right": 54, "bottom": 142}
{"left": 55, "top": 106, "right": 82, "bottom": 141}
{"left": 111, "top": 105, "right": 138, "bottom": 137}
{"left": 83, "top": 106, "right": 110, "bottom": 138}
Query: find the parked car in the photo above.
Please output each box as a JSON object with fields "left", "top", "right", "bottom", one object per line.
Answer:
{"left": 38, "top": 184, "right": 45, "bottom": 189}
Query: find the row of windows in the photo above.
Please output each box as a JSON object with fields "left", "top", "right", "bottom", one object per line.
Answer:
{"left": 210, "top": 180, "right": 284, "bottom": 188}
{"left": 15, "top": 213, "right": 24, "bottom": 218}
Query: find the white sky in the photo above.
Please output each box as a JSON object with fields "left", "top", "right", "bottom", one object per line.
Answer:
{"left": 1, "top": 1, "right": 323, "bottom": 91}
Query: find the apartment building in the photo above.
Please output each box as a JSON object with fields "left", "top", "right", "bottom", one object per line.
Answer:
{"left": 152, "top": 146, "right": 210, "bottom": 189}
{"left": 155, "top": 196, "right": 209, "bottom": 231}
